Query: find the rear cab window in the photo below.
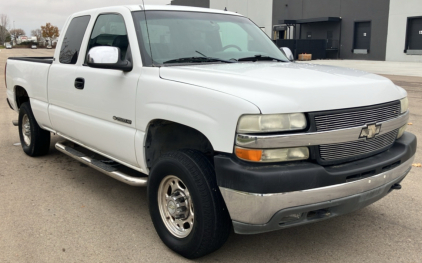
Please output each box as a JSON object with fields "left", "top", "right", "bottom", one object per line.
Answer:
{"left": 59, "top": 16, "right": 91, "bottom": 64}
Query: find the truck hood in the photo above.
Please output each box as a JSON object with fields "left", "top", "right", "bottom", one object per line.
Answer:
{"left": 159, "top": 62, "right": 406, "bottom": 114}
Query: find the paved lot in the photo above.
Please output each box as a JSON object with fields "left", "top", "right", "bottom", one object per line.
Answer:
{"left": 1, "top": 49, "right": 421, "bottom": 262}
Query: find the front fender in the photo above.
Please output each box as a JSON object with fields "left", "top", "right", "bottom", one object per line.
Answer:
{"left": 136, "top": 68, "right": 260, "bottom": 154}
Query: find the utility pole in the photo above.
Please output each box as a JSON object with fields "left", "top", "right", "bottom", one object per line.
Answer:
{"left": 13, "top": 20, "right": 15, "bottom": 45}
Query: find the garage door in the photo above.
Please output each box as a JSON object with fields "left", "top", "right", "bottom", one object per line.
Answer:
{"left": 354, "top": 22, "right": 371, "bottom": 53}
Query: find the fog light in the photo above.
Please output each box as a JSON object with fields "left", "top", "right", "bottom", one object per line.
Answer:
{"left": 235, "top": 147, "right": 309, "bottom": 162}
{"left": 279, "top": 213, "right": 302, "bottom": 224}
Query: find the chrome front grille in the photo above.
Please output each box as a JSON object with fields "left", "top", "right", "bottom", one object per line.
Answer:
{"left": 314, "top": 101, "right": 401, "bottom": 164}
{"left": 319, "top": 129, "right": 398, "bottom": 161}
{"left": 315, "top": 102, "right": 400, "bottom": 132}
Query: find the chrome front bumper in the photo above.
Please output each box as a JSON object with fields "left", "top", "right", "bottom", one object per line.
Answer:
{"left": 220, "top": 155, "right": 414, "bottom": 234}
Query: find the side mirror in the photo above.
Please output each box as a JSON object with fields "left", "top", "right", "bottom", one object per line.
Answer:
{"left": 87, "top": 46, "right": 132, "bottom": 72}
{"left": 280, "top": 47, "right": 295, "bottom": 62}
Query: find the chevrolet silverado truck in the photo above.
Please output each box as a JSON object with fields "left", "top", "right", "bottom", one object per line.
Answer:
{"left": 5, "top": 5, "right": 417, "bottom": 259}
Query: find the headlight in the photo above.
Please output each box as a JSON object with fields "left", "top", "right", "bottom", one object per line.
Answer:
{"left": 400, "top": 97, "right": 408, "bottom": 114}
{"left": 235, "top": 146, "right": 309, "bottom": 162}
{"left": 237, "top": 113, "right": 307, "bottom": 133}
{"left": 397, "top": 125, "right": 407, "bottom": 139}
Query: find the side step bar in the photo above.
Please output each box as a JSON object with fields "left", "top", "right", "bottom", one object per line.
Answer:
{"left": 55, "top": 141, "right": 148, "bottom": 187}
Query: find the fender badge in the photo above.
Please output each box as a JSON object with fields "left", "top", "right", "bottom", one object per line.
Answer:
{"left": 113, "top": 116, "right": 132, "bottom": 125}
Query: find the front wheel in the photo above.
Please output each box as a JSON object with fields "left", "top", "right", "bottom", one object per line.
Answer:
{"left": 18, "top": 102, "right": 51, "bottom": 156}
{"left": 148, "top": 149, "right": 231, "bottom": 259}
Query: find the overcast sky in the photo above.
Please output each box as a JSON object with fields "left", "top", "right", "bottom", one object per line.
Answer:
{"left": 1, "top": 0, "right": 171, "bottom": 36}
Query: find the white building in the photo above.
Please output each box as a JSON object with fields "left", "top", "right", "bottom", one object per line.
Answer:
{"left": 17, "top": 36, "right": 37, "bottom": 44}
{"left": 386, "top": 0, "right": 422, "bottom": 62}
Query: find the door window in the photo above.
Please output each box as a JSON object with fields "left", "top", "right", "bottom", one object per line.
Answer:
{"left": 87, "top": 14, "right": 130, "bottom": 60}
{"left": 59, "top": 15, "right": 91, "bottom": 64}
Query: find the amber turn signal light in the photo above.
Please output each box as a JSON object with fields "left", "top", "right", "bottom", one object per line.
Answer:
{"left": 235, "top": 146, "right": 310, "bottom": 163}
{"left": 235, "top": 147, "right": 263, "bottom": 162}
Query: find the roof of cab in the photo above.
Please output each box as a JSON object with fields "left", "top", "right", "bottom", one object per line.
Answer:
{"left": 71, "top": 4, "right": 243, "bottom": 17}
{"left": 128, "top": 4, "right": 242, "bottom": 16}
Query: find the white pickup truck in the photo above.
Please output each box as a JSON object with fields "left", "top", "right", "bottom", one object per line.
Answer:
{"left": 5, "top": 5, "right": 417, "bottom": 259}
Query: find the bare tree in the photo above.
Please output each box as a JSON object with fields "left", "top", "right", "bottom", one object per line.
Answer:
{"left": 31, "top": 29, "right": 42, "bottom": 42}
{"left": 0, "top": 14, "right": 10, "bottom": 44}
{"left": 10, "top": 28, "right": 25, "bottom": 42}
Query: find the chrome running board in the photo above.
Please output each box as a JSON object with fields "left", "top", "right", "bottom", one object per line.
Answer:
{"left": 55, "top": 141, "right": 148, "bottom": 187}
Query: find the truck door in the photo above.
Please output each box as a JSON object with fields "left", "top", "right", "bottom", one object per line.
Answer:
{"left": 48, "top": 15, "right": 91, "bottom": 142}
{"left": 49, "top": 12, "right": 140, "bottom": 169}
{"left": 75, "top": 13, "right": 139, "bottom": 168}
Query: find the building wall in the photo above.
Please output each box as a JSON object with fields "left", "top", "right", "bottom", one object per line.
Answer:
{"left": 300, "top": 22, "right": 340, "bottom": 40}
{"left": 272, "top": 0, "right": 391, "bottom": 60}
{"left": 170, "top": 0, "right": 210, "bottom": 8}
{"left": 386, "top": 0, "right": 422, "bottom": 62}
{"left": 210, "top": 0, "right": 274, "bottom": 37}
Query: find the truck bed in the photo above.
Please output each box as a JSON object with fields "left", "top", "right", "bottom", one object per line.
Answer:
{"left": 6, "top": 57, "right": 53, "bottom": 125}
{"left": 7, "top": 57, "right": 53, "bottom": 64}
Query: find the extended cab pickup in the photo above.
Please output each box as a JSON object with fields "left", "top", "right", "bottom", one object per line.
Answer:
{"left": 5, "top": 5, "right": 417, "bottom": 259}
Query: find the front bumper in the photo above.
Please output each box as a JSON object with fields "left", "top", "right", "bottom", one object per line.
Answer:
{"left": 216, "top": 132, "right": 416, "bottom": 234}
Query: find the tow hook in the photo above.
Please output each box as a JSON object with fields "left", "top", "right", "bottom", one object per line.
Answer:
{"left": 391, "top": 183, "right": 402, "bottom": 190}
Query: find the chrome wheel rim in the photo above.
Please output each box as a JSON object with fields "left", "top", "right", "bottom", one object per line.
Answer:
{"left": 158, "top": 175, "right": 194, "bottom": 238}
{"left": 22, "top": 114, "right": 31, "bottom": 146}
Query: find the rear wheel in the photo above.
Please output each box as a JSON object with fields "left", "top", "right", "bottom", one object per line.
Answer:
{"left": 18, "top": 102, "right": 51, "bottom": 156}
{"left": 148, "top": 149, "right": 231, "bottom": 259}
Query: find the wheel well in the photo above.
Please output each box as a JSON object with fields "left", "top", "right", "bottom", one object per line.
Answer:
{"left": 145, "top": 120, "right": 214, "bottom": 169}
{"left": 15, "top": 86, "right": 29, "bottom": 109}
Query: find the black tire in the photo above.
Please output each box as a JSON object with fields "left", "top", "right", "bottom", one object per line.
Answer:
{"left": 148, "top": 149, "right": 231, "bottom": 259}
{"left": 18, "top": 102, "right": 51, "bottom": 156}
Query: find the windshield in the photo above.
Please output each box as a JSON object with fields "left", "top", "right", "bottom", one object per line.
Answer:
{"left": 132, "top": 11, "right": 288, "bottom": 66}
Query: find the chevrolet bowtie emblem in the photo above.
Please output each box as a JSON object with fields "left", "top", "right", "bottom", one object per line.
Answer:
{"left": 360, "top": 124, "right": 382, "bottom": 139}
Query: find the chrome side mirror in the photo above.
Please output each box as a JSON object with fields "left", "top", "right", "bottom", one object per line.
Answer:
{"left": 87, "top": 46, "right": 132, "bottom": 72}
{"left": 280, "top": 47, "right": 295, "bottom": 62}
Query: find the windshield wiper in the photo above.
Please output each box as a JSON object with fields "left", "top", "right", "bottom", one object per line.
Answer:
{"left": 163, "top": 51, "right": 236, "bottom": 64}
{"left": 237, "top": 55, "right": 286, "bottom": 62}
{"left": 195, "top": 51, "right": 236, "bottom": 63}
{"left": 163, "top": 57, "right": 207, "bottom": 64}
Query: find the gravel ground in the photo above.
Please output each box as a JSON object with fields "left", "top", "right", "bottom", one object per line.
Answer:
{"left": 1, "top": 49, "right": 421, "bottom": 262}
